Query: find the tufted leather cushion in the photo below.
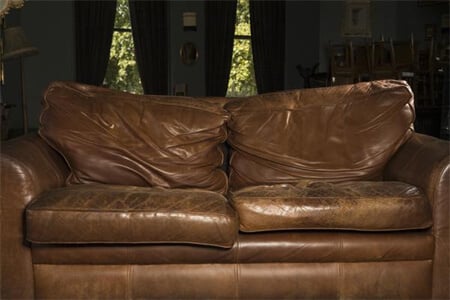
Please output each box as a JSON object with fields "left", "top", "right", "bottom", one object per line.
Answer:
{"left": 225, "top": 80, "right": 415, "bottom": 189}
{"left": 26, "top": 184, "right": 238, "bottom": 248}
{"left": 39, "top": 81, "right": 229, "bottom": 194}
{"left": 230, "top": 181, "right": 432, "bottom": 232}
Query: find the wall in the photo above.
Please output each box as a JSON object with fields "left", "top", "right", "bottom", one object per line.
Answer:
{"left": 169, "top": 1, "right": 205, "bottom": 97}
{"left": 318, "top": 0, "right": 398, "bottom": 73}
{"left": 3, "top": 1, "right": 75, "bottom": 130}
{"left": 285, "top": 1, "right": 320, "bottom": 89}
{"left": 3, "top": 1, "right": 75, "bottom": 131}
{"left": 396, "top": 1, "right": 447, "bottom": 45}
{"left": 2, "top": 0, "right": 447, "bottom": 132}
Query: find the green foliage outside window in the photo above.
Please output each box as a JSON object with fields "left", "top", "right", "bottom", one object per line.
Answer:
{"left": 226, "top": 0, "right": 257, "bottom": 97}
{"left": 104, "top": 0, "right": 255, "bottom": 96}
{"left": 104, "top": 0, "right": 143, "bottom": 94}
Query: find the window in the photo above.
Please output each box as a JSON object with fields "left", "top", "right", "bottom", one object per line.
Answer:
{"left": 226, "top": 0, "right": 257, "bottom": 97}
{"left": 104, "top": 0, "right": 143, "bottom": 94}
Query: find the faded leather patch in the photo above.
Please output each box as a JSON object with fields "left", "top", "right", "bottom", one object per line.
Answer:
{"left": 231, "top": 181, "right": 432, "bottom": 232}
{"left": 26, "top": 184, "right": 238, "bottom": 248}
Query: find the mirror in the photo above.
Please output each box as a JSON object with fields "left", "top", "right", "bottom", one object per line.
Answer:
{"left": 180, "top": 42, "right": 198, "bottom": 65}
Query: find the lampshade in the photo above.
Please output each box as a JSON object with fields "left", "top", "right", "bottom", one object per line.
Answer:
{"left": 2, "top": 26, "right": 38, "bottom": 61}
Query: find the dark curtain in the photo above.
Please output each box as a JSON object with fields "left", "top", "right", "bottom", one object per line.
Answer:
{"left": 250, "top": 0, "right": 285, "bottom": 93}
{"left": 129, "top": 0, "right": 168, "bottom": 95}
{"left": 75, "top": 1, "right": 116, "bottom": 86}
{"left": 205, "top": 0, "right": 237, "bottom": 97}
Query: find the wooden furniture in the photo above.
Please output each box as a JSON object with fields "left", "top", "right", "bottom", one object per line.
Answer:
{"left": 370, "top": 39, "right": 396, "bottom": 80}
{"left": 414, "top": 37, "right": 436, "bottom": 106}
{"left": 351, "top": 42, "right": 371, "bottom": 82}
{"left": 329, "top": 43, "right": 354, "bottom": 85}
{"left": 391, "top": 37, "right": 416, "bottom": 85}
{"left": 329, "top": 41, "right": 369, "bottom": 86}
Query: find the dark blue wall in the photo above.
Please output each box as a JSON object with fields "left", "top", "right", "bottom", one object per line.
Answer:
{"left": 2, "top": 0, "right": 447, "bottom": 131}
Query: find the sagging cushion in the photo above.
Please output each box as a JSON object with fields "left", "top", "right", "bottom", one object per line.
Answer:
{"left": 230, "top": 181, "right": 432, "bottom": 232}
{"left": 39, "top": 81, "right": 229, "bottom": 194}
{"left": 26, "top": 184, "right": 238, "bottom": 248}
{"left": 225, "top": 80, "right": 415, "bottom": 189}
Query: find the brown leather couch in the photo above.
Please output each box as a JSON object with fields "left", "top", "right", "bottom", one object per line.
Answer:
{"left": 1, "top": 80, "right": 448, "bottom": 299}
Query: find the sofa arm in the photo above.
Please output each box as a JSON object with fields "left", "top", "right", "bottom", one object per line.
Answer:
{"left": 1, "top": 134, "right": 69, "bottom": 299}
{"left": 384, "top": 132, "right": 449, "bottom": 299}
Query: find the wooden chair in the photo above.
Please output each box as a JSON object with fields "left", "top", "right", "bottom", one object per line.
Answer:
{"left": 391, "top": 36, "right": 416, "bottom": 84}
{"left": 329, "top": 41, "right": 370, "bottom": 85}
{"left": 413, "top": 37, "right": 436, "bottom": 106}
{"left": 351, "top": 42, "right": 371, "bottom": 82}
{"left": 329, "top": 42, "right": 354, "bottom": 85}
{"left": 370, "top": 38, "right": 397, "bottom": 80}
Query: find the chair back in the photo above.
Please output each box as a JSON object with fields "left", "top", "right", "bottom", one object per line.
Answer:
{"left": 351, "top": 42, "right": 370, "bottom": 81}
{"left": 391, "top": 37, "right": 415, "bottom": 72}
{"left": 370, "top": 39, "right": 396, "bottom": 79}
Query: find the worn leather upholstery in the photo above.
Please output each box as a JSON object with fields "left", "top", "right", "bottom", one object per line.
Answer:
{"left": 230, "top": 181, "right": 432, "bottom": 232}
{"left": 33, "top": 262, "right": 432, "bottom": 299}
{"left": 226, "top": 80, "right": 414, "bottom": 189}
{"left": 31, "top": 231, "right": 433, "bottom": 265}
{"left": 384, "top": 133, "right": 450, "bottom": 299}
{"left": 26, "top": 184, "right": 238, "bottom": 248}
{"left": 1, "top": 80, "right": 448, "bottom": 299}
{"left": 0, "top": 135, "right": 69, "bottom": 299}
{"left": 39, "top": 81, "right": 229, "bottom": 194}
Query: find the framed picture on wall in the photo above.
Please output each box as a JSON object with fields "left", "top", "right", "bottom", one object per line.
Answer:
{"left": 341, "top": 0, "right": 372, "bottom": 38}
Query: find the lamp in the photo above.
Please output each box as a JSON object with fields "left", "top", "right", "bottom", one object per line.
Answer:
{"left": 0, "top": 0, "right": 24, "bottom": 18}
{"left": 2, "top": 26, "right": 38, "bottom": 134}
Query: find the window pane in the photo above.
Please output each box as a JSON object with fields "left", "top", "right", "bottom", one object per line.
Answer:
{"left": 115, "top": 0, "right": 131, "bottom": 29}
{"left": 226, "top": 38, "right": 257, "bottom": 97}
{"left": 104, "top": 0, "right": 142, "bottom": 94}
{"left": 104, "top": 31, "right": 143, "bottom": 94}
{"left": 235, "top": 0, "right": 251, "bottom": 36}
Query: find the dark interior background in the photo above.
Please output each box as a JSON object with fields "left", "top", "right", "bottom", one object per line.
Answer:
{"left": 1, "top": 0, "right": 447, "bottom": 132}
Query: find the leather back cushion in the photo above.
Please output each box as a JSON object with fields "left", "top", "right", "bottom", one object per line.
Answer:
{"left": 225, "top": 80, "right": 415, "bottom": 189}
{"left": 39, "top": 81, "right": 229, "bottom": 194}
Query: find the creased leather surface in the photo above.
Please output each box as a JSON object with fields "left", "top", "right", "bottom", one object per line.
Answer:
{"left": 231, "top": 181, "right": 432, "bottom": 232}
{"left": 39, "top": 81, "right": 229, "bottom": 193}
{"left": 0, "top": 134, "right": 69, "bottom": 299}
{"left": 384, "top": 133, "right": 450, "bottom": 299}
{"left": 26, "top": 184, "right": 238, "bottom": 248}
{"left": 225, "top": 80, "right": 415, "bottom": 189}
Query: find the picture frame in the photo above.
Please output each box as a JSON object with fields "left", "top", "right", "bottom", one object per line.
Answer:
{"left": 341, "top": 0, "right": 372, "bottom": 38}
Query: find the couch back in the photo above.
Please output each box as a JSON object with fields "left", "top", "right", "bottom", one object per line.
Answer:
{"left": 39, "top": 80, "right": 414, "bottom": 192}
{"left": 225, "top": 80, "right": 415, "bottom": 189}
{"left": 40, "top": 81, "right": 229, "bottom": 194}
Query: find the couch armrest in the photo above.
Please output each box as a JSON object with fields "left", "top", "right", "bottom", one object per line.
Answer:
{"left": 384, "top": 132, "right": 449, "bottom": 299}
{"left": 1, "top": 134, "right": 69, "bottom": 299}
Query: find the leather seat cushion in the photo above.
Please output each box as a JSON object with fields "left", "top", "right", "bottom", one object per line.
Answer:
{"left": 230, "top": 181, "right": 432, "bottom": 232}
{"left": 39, "top": 81, "right": 229, "bottom": 194}
{"left": 26, "top": 184, "right": 238, "bottom": 248}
